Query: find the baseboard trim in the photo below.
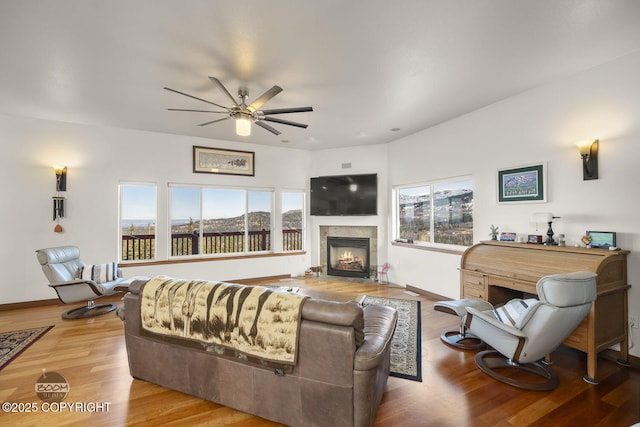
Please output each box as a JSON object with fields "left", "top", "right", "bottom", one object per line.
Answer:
{"left": 231, "top": 274, "right": 292, "bottom": 285}
{"left": 405, "top": 284, "right": 449, "bottom": 301}
{"left": 602, "top": 348, "right": 640, "bottom": 370}
{"left": 0, "top": 298, "right": 62, "bottom": 311}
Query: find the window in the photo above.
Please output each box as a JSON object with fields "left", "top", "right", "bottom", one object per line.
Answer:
{"left": 395, "top": 178, "right": 473, "bottom": 247}
{"left": 170, "top": 187, "right": 200, "bottom": 256}
{"left": 398, "top": 185, "right": 431, "bottom": 243}
{"left": 247, "top": 190, "right": 272, "bottom": 252}
{"left": 169, "top": 185, "right": 274, "bottom": 257}
{"left": 120, "top": 183, "right": 157, "bottom": 260}
{"left": 282, "top": 191, "right": 304, "bottom": 251}
{"left": 202, "top": 188, "right": 246, "bottom": 254}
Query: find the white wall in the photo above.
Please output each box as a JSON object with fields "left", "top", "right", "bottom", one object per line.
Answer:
{"left": 387, "top": 51, "right": 640, "bottom": 358}
{"left": 1, "top": 116, "right": 310, "bottom": 304}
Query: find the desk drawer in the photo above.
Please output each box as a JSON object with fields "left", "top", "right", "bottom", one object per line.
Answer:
{"left": 464, "top": 286, "right": 486, "bottom": 299}
{"left": 463, "top": 272, "right": 486, "bottom": 289}
{"left": 462, "top": 272, "right": 486, "bottom": 299}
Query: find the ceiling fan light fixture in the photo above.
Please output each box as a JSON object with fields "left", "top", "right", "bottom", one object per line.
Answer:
{"left": 235, "top": 114, "right": 252, "bottom": 136}
{"left": 166, "top": 77, "right": 312, "bottom": 137}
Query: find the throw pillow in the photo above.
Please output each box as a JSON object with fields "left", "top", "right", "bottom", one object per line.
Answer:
{"left": 80, "top": 262, "right": 118, "bottom": 283}
{"left": 492, "top": 298, "right": 539, "bottom": 329}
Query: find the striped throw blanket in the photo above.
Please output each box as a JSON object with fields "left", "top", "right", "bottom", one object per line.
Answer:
{"left": 140, "top": 276, "right": 308, "bottom": 365}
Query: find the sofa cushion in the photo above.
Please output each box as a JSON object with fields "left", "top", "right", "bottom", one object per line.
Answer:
{"left": 79, "top": 262, "right": 118, "bottom": 283}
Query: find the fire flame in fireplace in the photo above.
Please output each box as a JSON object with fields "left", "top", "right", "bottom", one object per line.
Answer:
{"left": 336, "top": 250, "right": 363, "bottom": 271}
{"left": 341, "top": 250, "right": 355, "bottom": 263}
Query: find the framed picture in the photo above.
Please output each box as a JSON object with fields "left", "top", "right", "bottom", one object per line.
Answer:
{"left": 497, "top": 163, "right": 546, "bottom": 203}
{"left": 499, "top": 232, "right": 516, "bottom": 242}
{"left": 527, "top": 234, "right": 543, "bottom": 244}
{"left": 586, "top": 231, "right": 616, "bottom": 249}
{"left": 193, "top": 146, "right": 255, "bottom": 176}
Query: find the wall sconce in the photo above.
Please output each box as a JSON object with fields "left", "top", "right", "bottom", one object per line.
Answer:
{"left": 54, "top": 166, "right": 67, "bottom": 191}
{"left": 576, "top": 140, "right": 598, "bottom": 180}
{"left": 531, "top": 212, "right": 560, "bottom": 245}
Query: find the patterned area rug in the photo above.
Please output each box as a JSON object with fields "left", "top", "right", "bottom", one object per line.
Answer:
{"left": 362, "top": 296, "right": 422, "bottom": 382}
{"left": 0, "top": 326, "right": 54, "bottom": 371}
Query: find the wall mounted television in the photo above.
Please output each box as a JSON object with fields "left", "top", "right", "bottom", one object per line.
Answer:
{"left": 310, "top": 173, "right": 377, "bottom": 216}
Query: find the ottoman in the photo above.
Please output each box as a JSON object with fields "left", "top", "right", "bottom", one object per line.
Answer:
{"left": 433, "top": 298, "right": 493, "bottom": 350}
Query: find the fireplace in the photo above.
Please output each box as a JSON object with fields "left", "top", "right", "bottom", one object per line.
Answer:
{"left": 326, "top": 236, "right": 370, "bottom": 278}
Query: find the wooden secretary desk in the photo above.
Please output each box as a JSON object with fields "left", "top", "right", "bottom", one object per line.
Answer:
{"left": 460, "top": 240, "right": 630, "bottom": 383}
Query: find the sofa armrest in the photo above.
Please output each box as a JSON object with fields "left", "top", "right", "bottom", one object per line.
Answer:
{"left": 354, "top": 304, "right": 397, "bottom": 371}
{"left": 126, "top": 277, "right": 152, "bottom": 295}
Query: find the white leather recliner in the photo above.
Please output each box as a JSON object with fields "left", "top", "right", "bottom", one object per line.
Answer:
{"left": 465, "top": 271, "right": 597, "bottom": 390}
{"left": 36, "top": 245, "right": 125, "bottom": 319}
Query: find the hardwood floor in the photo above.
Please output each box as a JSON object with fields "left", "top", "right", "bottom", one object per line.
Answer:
{"left": 1, "top": 276, "right": 638, "bottom": 426}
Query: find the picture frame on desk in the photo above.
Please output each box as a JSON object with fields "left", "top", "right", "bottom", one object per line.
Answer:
{"left": 499, "top": 232, "right": 516, "bottom": 242}
{"left": 528, "top": 234, "right": 543, "bottom": 244}
{"left": 497, "top": 163, "right": 546, "bottom": 203}
{"left": 586, "top": 231, "right": 616, "bottom": 249}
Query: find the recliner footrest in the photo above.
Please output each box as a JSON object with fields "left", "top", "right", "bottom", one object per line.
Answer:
{"left": 433, "top": 298, "right": 493, "bottom": 316}
{"left": 434, "top": 298, "right": 493, "bottom": 350}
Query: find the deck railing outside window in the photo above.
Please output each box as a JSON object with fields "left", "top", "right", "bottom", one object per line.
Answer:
{"left": 122, "top": 229, "right": 302, "bottom": 261}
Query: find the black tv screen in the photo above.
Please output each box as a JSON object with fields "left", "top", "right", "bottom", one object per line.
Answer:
{"left": 310, "top": 173, "right": 377, "bottom": 216}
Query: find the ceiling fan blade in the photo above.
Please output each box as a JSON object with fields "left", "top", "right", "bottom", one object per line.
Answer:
{"left": 262, "top": 117, "right": 308, "bottom": 129}
{"left": 168, "top": 108, "right": 228, "bottom": 113}
{"left": 255, "top": 120, "right": 282, "bottom": 135}
{"left": 261, "top": 107, "right": 314, "bottom": 115}
{"left": 248, "top": 85, "right": 283, "bottom": 111}
{"left": 209, "top": 77, "right": 239, "bottom": 107}
{"left": 198, "top": 117, "right": 231, "bottom": 127}
{"left": 164, "top": 87, "right": 229, "bottom": 110}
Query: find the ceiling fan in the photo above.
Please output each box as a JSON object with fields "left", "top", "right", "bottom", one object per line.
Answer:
{"left": 164, "top": 77, "right": 313, "bottom": 136}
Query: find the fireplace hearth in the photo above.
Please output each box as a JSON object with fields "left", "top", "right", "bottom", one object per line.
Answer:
{"left": 327, "top": 236, "right": 370, "bottom": 278}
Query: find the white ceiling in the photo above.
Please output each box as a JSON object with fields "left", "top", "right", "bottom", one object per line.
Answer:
{"left": 1, "top": 1, "right": 640, "bottom": 150}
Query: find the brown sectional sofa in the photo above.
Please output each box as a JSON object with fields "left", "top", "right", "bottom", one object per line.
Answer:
{"left": 120, "top": 278, "right": 398, "bottom": 427}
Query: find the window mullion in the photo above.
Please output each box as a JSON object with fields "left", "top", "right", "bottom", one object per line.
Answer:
{"left": 429, "top": 185, "right": 435, "bottom": 244}
{"left": 244, "top": 190, "right": 249, "bottom": 253}
{"left": 199, "top": 188, "right": 204, "bottom": 256}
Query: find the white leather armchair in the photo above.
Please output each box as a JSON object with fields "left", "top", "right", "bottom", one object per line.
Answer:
{"left": 36, "top": 245, "right": 125, "bottom": 319}
{"left": 465, "top": 271, "right": 597, "bottom": 390}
